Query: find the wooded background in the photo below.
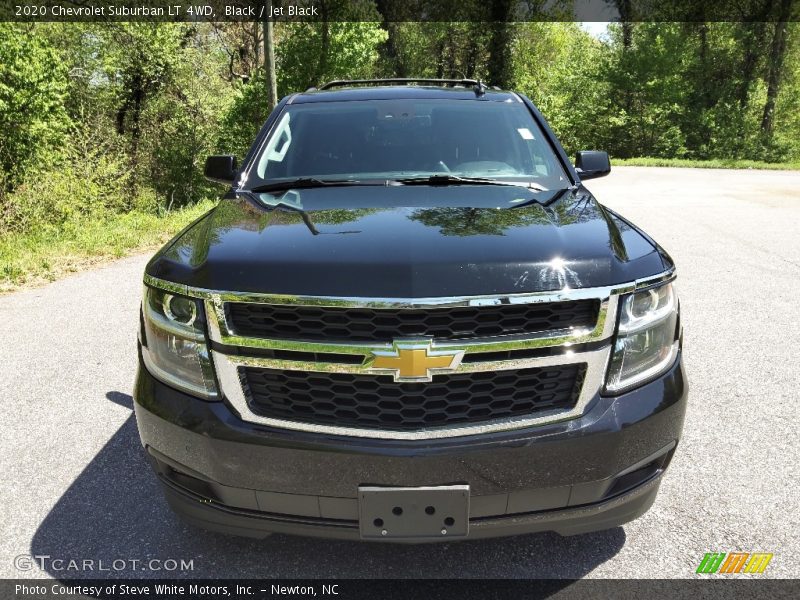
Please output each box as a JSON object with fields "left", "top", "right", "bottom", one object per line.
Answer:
{"left": 1, "top": 3, "right": 798, "bottom": 239}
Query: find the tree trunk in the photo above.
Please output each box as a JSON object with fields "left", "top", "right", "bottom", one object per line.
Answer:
{"left": 435, "top": 37, "right": 446, "bottom": 79}
{"left": 761, "top": 0, "right": 792, "bottom": 136}
{"left": 616, "top": 0, "right": 633, "bottom": 49}
{"left": 386, "top": 24, "right": 406, "bottom": 77}
{"left": 487, "top": 0, "right": 513, "bottom": 88}
{"left": 252, "top": 22, "right": 261, "bottom": 75}
{"left": 463, "top": 22, "right": 483, "bottom": 79}
{"left": 444, "top": 28, "right": 457, "bottom": 79}
{"left": 736, "top": 3, "right": 770, "bottom": 110}
{"left": 262, "top": 0, "right": 278, "bottom": 108}
{"left": 312, "top": 2, "right": 330, "bottom": 88}
{"left": 375, "top": 0, "right": 405, "bottom": 77}
{"left": 616, "top": 0, "right": 634, "bottom": 115}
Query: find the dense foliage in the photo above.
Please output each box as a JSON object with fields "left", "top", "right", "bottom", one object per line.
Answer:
{"left": 1, "top": 15, "right": 799, "bottom": 239}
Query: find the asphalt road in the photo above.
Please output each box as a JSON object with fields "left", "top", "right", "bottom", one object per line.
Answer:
{"left": 1, "top": 166, "right": 799, "bottom": 580}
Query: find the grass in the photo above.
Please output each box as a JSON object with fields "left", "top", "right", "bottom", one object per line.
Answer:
{"left": 0, "top": 199, "right": 216, "bottom": 294}
{"left": 614, "top": 157, "right": 800, "bottom": 170}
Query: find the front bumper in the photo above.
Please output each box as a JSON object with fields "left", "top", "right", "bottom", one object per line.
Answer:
{"left": 134, "top": 350, "right": 687, "bottom": 541}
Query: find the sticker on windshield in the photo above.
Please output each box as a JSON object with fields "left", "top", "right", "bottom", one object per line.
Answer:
{"left": 517, "top": 128, "right": 535, "bottom": 140}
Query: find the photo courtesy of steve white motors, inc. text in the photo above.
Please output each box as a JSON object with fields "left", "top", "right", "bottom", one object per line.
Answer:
{"left": 14, "top": 582, "right": 339, "bottom": 597}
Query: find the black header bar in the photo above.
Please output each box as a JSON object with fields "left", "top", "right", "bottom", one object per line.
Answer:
{"left": 3, "top": 578, "right": 800, "bottom": 600}
{"left": 1, "top": 0, "right": 799, "bottom": 23}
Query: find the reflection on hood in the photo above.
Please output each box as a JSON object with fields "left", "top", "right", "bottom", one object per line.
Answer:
{"left": 148, "top": 185, "right": 669, "bottom": 297}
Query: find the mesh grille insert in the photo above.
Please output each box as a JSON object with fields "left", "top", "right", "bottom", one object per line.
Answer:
{"left": 226, "top": 300, "right": 599, "bottom": 342}
{"left": 241, "top": 364, "right": 586, "bottom": 431}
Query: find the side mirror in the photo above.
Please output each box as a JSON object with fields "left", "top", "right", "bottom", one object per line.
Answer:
{"left": 575, "top": 151, "right": 611, "bottom": 180}
{"left": 204, "top": 155, "right": 238, "bottom": 185}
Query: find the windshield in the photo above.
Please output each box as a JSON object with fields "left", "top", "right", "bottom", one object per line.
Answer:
{"left": 245, "top": 99, "right": 569, "bottom": 190}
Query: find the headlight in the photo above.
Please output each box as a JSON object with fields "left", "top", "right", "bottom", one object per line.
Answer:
{"left": 140, "top": 286, "right": 218, "bottom": 399}
{"left": 605, "top": 282, "right": 679, "bottom": 393}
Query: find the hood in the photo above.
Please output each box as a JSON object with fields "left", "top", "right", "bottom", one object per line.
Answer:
{"left": 147, "top": 185, "right": 671, "bottom": 297}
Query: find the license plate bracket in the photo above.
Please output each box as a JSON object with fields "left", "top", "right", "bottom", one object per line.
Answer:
{"left": 358, "top": 485, "right": 470, "bottom": 540}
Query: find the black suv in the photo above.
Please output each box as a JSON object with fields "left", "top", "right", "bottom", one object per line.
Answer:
{"left": 134, "top": 79, "right": 686, "bottom": 542}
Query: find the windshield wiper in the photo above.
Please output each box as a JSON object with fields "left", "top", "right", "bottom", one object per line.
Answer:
{"left": 249, "top": 178, "right": 387, "bottom": 193}
{"left": 508, "top": 186, "right": 574, "bottom": 209}
{"left": 396, "top": 175, "right": 546, "bottom": 191}
{"left": 249, "top": 175, "right": 548, "bottom": 193}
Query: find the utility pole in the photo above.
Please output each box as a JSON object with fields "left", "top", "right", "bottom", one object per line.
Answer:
{"left": 263, "top": 0, "right": 278, "bottom": 108}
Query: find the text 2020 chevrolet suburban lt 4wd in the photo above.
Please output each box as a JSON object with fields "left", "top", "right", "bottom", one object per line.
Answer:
{"left": 134, "top": 79, "right": 686, "bottom": 542}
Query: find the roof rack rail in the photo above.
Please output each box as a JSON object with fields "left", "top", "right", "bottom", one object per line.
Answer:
{"left": 313, "top": 78, "right": 483, "bottom": 91}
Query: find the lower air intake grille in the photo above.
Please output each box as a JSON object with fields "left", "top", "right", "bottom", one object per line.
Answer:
{"left": 240, "top": 364, "right": 586, "bottom": 431}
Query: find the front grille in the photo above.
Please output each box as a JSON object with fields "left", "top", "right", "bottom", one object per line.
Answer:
{"left": 241, "top": 364, "right": 586, "bottom": 431}
{"left": 226, "top": 300, "right": 599, "bottom": 342}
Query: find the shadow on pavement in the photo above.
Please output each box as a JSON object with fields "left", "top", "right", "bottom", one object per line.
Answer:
{"left": 30, "top": 392, "right": 626, "bottom": 580}
{"left": 105, "top": 391, "right": 134, "bottom": 410}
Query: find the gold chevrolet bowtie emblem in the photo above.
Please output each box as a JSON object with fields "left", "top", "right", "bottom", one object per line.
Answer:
{"left": 368, "top": 340, "right": 465, "bottom": 382}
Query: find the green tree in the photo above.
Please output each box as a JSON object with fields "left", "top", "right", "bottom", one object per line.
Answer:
{"left": 219, "top": 11, "right": 387, "bottom": 159}
{"left": 98, "top": 24, "right": 190, "bottom": 171}
{"left": 0, "top": 24, "right": 70, "bottom": 193}
{"left": 137, "top": 24, "right": 234, "bottom": 207}
{"left": 761, "top": 1, "right": 794, "bottom": 138}
{"left": 512, "top": 23, "right": 604, "bottom": 156}
{"left": 276, "top": 19, "right": 387, "bottom": 94}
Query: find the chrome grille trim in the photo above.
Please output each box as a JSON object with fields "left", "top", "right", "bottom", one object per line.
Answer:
{"left": 143, "top": 271, "right": 675, "bottom": 306}
{"left": 142, "top": 269, "right": 676, "bottom": 439}
{"left": 205, "top": 299, "right": 615, "bottom": 356}
{"left": 198, "top": 285, "right": 638, "bottom": 355}
{"left": 212, "top": 346, "right": 611, "bottom": 440}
